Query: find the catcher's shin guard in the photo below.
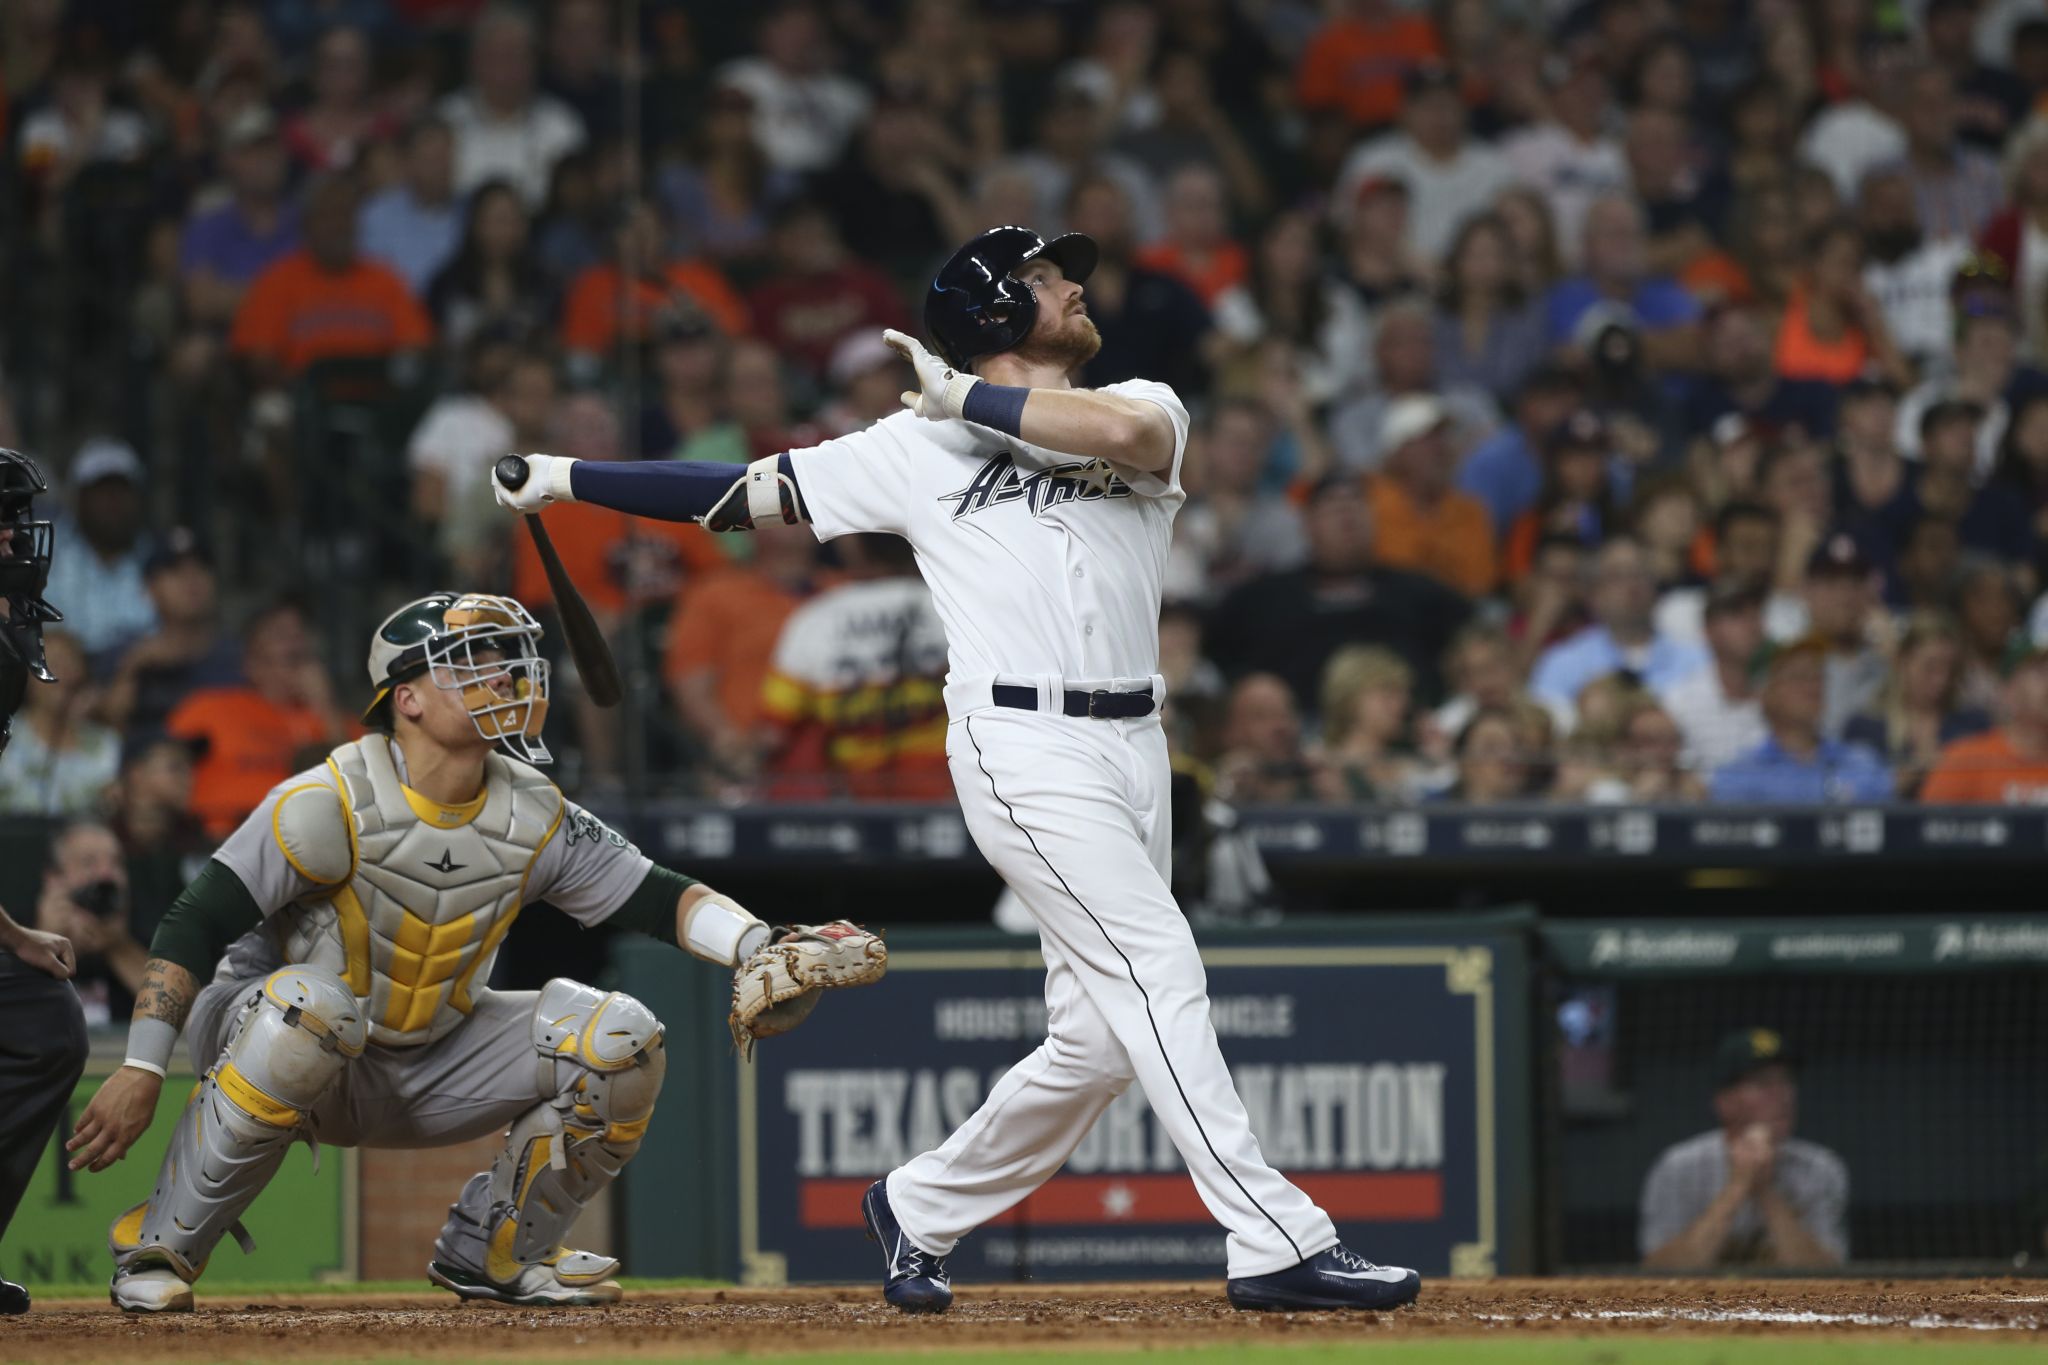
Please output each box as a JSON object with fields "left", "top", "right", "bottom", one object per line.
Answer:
{"left": 430, "top": 979, "right": 665, "bottom": 1303}
{"left": 110, "top": 968, "right": 364, "bottom": 1308}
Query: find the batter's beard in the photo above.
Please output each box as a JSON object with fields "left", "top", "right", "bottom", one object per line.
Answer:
{"left": 1010, "top": 314, "right": 1102, "bottom": 372}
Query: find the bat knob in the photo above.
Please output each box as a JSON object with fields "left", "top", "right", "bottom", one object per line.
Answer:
{"left": 495, "top": 454, "right": 530, "bottom": 491}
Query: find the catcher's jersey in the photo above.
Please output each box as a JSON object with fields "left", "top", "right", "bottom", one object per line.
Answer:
{"left": 212, "top": 735, "right": 650, "bottom": 1047}
{"left": 785, "top": 381, "right": 1189, "bottom": 717}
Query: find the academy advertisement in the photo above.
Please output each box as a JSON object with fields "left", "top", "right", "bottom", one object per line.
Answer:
{"left": 734, "top": 932, "right": 1529, "bottom": 1283}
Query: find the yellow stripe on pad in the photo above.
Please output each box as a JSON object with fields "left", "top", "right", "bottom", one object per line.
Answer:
{"left": 214, "top": 1063, "right": 299, "bottom": 1128}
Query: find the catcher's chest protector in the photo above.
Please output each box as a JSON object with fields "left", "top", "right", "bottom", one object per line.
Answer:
{"left": 275, "top": 736, "right": 563, "bottom": 1047}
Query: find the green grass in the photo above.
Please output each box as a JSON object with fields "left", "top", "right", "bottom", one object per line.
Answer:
{"left": 29, "top": 1274, "right": 726, "bottom": 1298}
{"left": 190, "top": 1344, "right": 2045, "bottom": 1365}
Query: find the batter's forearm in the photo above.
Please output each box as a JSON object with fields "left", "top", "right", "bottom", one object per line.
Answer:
{"left": 1012, "top": 389, "right": 1175, "bottom": 472}
{"left": 570, "top": 456, "right": 808, "bottom": 529}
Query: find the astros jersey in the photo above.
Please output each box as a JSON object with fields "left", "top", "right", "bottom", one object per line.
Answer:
{"left": 785, "top": 380, "right": 1189, "bottom": 715}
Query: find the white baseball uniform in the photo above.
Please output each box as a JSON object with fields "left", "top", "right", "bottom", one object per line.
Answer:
{"left": 785, "top": 383, "right": 1339, "bottom": 1278}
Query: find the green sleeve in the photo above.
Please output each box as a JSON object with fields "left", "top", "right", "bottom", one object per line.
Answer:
{"left": 602, "top": 865, "right": 700, "bottom": 947}
{"left": 149, "top": 859, "right": 265, "bottom": 978}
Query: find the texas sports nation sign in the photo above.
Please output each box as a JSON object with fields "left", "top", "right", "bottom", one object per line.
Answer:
{"left": 735, "top": 939, "right": 1518, "bottom": 1283}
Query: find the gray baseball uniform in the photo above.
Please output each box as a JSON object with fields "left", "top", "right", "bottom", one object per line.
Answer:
{"left": 1638, "top": 1130, "right": 1850, "bottom": 1264}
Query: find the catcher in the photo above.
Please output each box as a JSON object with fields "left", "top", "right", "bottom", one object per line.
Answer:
{"left": 68, "top": 592, "right": 884, "bottom": 1311}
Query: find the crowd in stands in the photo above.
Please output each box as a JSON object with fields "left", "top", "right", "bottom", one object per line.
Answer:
{"left": 12, "top": 0, "right": 2048, "bottom": 848}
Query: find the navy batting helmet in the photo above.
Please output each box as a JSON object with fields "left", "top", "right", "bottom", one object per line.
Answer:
{"left": 924, "top": 226, "right": 1098, "bottom": 370}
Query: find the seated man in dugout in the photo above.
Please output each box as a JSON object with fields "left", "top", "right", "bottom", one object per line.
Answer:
{"left": 1637, "top": 1028, "right": 1848, "bottom": 1270}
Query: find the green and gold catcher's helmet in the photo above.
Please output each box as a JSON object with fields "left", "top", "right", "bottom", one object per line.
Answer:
{"left": 363, "top": 592, "right": 552, "bottom": 763}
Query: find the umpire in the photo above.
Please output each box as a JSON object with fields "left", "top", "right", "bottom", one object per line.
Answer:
{"left": 0, "top": 447, "right": 92, "bottom": 1313}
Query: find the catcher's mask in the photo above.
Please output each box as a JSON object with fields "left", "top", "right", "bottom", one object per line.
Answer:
{"left": 364, "top": 592, "right": 552, "bottom": 763}
{"left": 0, "top": 447, "right": 61, "bottom": 687}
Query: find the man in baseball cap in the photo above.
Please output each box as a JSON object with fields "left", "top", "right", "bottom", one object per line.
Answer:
{"left": 1365, "top": 395, "right": 1496, "bottom": 597}
{"left": 1638, "top": 1028, "right": 1848, "bottom": 1269}
{"left": 1707, "top": 633, "right": 1894, "bottom": 803}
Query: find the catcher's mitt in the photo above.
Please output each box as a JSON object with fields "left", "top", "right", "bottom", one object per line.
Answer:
{"left": 729, "top": 921, "right": 887, "bottom": 1057}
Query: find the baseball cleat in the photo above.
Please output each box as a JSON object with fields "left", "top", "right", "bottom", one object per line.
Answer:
{"left": 1, "top": 1275, "right": 29, "bottom": 1315}
{"left": 1225, "top": 1244, "right": 1422, "bottom": 1312}
{"left": 109, "top": 1264, "right": 196, "bottom": 1313}
{"left": 427, "top": 1249, "right": 623, "bottom": 1306}
{"left": 861, "top": 1178, "right": 952, "bottom": 1314}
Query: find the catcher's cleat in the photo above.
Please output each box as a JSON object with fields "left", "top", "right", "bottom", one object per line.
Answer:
{"left": 1225, "top": 1244, "right": 1421, "bottom": 1312}
{"left": 427, "top": 1248, "right": 623, "bottom": 1306}
{"left": 1, "top": 1275, "right": 29, "bottom": 1315}
{"left": 109, "top": 1263, "right": 196, "bottom": 1313}
{"left": 861, "top": 1179, "right": 952, "bottom": 1314}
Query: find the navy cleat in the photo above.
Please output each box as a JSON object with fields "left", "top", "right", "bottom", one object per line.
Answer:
{"left": 860, "top": 1179, "right": 953, "bottom": 1314}
{"left": 1226, "top": 1244, "right": 1422, "bottom": 1312}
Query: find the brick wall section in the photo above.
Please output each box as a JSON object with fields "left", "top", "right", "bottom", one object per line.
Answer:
{"left": 357, "top": 1136, "right": 616, "bottom": 1280}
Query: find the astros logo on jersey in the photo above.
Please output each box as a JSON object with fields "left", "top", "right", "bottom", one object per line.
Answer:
{"left": 939, "top": 453, "right": 1131, "bottom": 521}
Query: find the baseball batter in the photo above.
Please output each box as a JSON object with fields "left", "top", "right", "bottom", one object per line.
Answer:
{"left": 69, "top": 592, "right": 885, "bottom": 1312}
{"left": 491, "top": 226, "right": 1422, "bottom": 1313}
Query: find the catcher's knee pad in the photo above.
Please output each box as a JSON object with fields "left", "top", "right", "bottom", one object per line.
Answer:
{"left": 111, "top": 967, "right": 365, "bottom": 1280}
{"left": 438, "top": 979, "right": 666, "bottom": 1281}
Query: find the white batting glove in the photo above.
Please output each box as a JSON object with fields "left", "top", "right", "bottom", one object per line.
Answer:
{"left": 883, "top": 328, "right": 978, "bottom": 421}
{"left": 491, "top": 453, "right": 579, "bottom": 513}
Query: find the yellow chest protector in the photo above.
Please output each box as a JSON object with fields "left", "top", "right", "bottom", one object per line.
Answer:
{"left": 270, "top": 735, "right": 564, "bottom": 1047}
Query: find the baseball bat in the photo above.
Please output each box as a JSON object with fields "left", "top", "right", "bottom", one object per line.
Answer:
{"left": 495, "top": 454, "right": 623, "bottom": 708}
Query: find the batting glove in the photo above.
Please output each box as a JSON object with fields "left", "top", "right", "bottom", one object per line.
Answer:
{"left": 491, "top": 453, "right": 578, "bottom": 513}
{"left": 884, "top": 329, "right": 978, "bottom": 421}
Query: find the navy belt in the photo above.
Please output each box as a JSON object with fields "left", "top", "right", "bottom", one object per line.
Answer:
{"left": 992, "top": 683, "right": 1155, "bottom": 720}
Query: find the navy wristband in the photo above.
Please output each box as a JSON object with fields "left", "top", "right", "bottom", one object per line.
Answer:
{"left": 961, "top": 382, "right": 1029, "bottom": 437}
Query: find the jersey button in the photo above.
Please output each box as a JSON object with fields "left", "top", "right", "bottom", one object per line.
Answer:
{"left": 1084, "top": 624, "right": 1095, "bottom": 636}
{"left": 1073, "top": 565, "right": 1085, "bottom": 578}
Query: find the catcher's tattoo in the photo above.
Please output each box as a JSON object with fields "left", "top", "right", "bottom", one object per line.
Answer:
{"left": 135, "top": 957, "right": 201, "bottom": 1031}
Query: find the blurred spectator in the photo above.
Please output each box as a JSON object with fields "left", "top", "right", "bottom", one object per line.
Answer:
{"left": 1293, "top": 0, "right": 1442, "bottom": 134}
{"left": 1955, "top": 557, "right": 2025, "bottom": 715}
{"left": 640, "top": 317, "right": 728, "bottom": 455}
{"left": 359, "top": 115, "right": 463, "bottom": 294}
{"left": 1922, "top": 619, "right": 2048, "bottom": 803}
{"left": 1775, "top": 221, "right": 1913, "bottom": 388}
{"left": 1058, "top": 1, "right": 1162, "bottom": 137}
{"left": 1898, "top": 309, "right": 2048, "bottom": 473}
{"left": 1995, "top": 392, "right": 2048, "bottom": 567}
{"left": 532, "top": 141, "right": 630, "bottom": 283}
{"left": 1684, "top": 305, "right": 1838, "bottom": 458}
{"left": 43, "top": 440, "right": 157, "bottom": 661}
{"left": 0, "top": 630, "right": 117, "bottom": 816}
{"left": 1158, "top": 600, "right": 1228, "bottom": 759}
{"left": 816, "top": 330, "right": 912, "bottom": 437}
{"left": 1505, "top": 61, "right": 1628, "bottom": 271}
{"left": 680, "top": 339, "right": 819, "bottom": 467}
{"left": 16, "top": 45, "right": 150, "bottom": 217}
{"left": 1709, "top": 637, "right": 1893, "bottom": 804}
{"left": 1639, "top": 1028, "right": 1848, "bottom": 1270}
{"left": 1215, "top": 673, "right": 1323, "bottom": 804}
{"left": 1339, "top": 66, "right": 1512, "bottom": 265}
{"left": 542, "top": 0, "right": 625, "bottom": 141}
{"left": 1238, "top": 209, "right": 1373, "bottom": 405}
{"left": 1110, "top": 46, "right": 1269, "bottom": 215}
{"left": 561, "top": 198, "right": 748, "bottom": 366}
{"left": 98, "top": 529, "right": 241, "bottom": 741}
{"left": 284, "top": 24, "right": 394, "bottom": 172}
{"left": 1208, "top": 477, "right": 1470, "bottom": 714}
{"left": 1661, "top": 500, "right": 1808, "bottom": 647}
{"left": 744, "top": 200, "right": 907, "bottom": 382}
{"left": 167, "top": 601, "right": 353, "bottom": 837}
{"left": 811, "top": 97, "right": 969, "bottom": 286}
{"left": 1503, "top": 409, "right": 1619, "bottom": 584}
{"left": 30, "top": 820, "right": 148, "bottom": 1028}
{"left": 232, "top": 174, "right": 434, "bottom": 383}
{"left": 1925, "top": 0, "right": 2030, "bottom": 150}
{"left": 657, "top": 85, "right": 795, "bottom": 269}
{"left": 1316, "top": 646, "right": 1422, "bottom": 802}
{"left": 1432, "top": 212, "right": 1546, "bottom": 406}
{"left": 1979, "top": 122, "right": 2048, "bottom": 362}
{"left": 1365, "top": 395, "right": 1496, "bottom": 598}
{"left": 1067, "top": 173, "right": 1215, "bottom": 399}
{"left": 265, "top": 0, "right": 397, "bottom": 57}
{"left": 1329, "top": 298, "right": 1497, "bottom": 474}
{"left": 1806, "top": 535, "right": 1891, "bottom": 736}
{"left": 1627, "top": 106, "right": 1726, "bottom": 294}
{"left": 1911, "top": 400, "right": 2037, "bottom": 567}
{"left": 107, "top": 735, "right": 207, "bottom": 911}
{"left": 1458, "top": 365, "right": 1583, "bottom": 540}
{"left": 873, "top": 0, "right": 1005, "bottom": 173}
{"left": 1881, "top": 64, "right": 2004, "bottom": 244}
{"left": 1495, "top": 184, "right": 1565, "bottom": 299}
{"left": 1545, "top": 194, "right": 1703, "bottom": 373}
{"left": 1858, "top": 166, "right": 1974, "bottom": 374}
{"left": 1801, "top": 38, "right": 1911, "bottom": 200}
{"left": 1436, "top": 706, "right": 1529, "bottom": 803}
{"left": 1167, "top": 399, "right": 1309, "bottom": 602}
{"left": 1335, "top": 176, "right": 1430, "bottom": 309}
{"left": 663, "top": 520, "right": 818, "bottom": 784}
{"left": 717, "top": 1, "right": 871, "bottom": 175}
{"left": 1661, "top": 580, "right": 1770, "bottom": 778}
{"left": 1896, "top": 516, "right": 1966, "bottom": 615}
{"left": 757, "top": 534, "right": 950, "bottom": 801}
{"left": 1530, "top": 536, "right": 1707, "bottom": 726}
{"left": 1429, "top": 624, "right": 1520, "bottom": 751}
{"left": 417, "top": 348, "right": 560, "bottom": 580}
{"left": 1829, "top": 377, "right": 1914, "bottom": 583}
{"left": 1844, "top": 610, "right": 1990, "bottom": 798}
{"left": 1507, "top": 533, "right": 1594, "bottom": 677}
{"left": 178, "top": 105, "right": 300, "bottom": 336}
{"left": 1137, "top": 164, "right": 1255, "bottom": 335}
{"left": 427, "top": 180, "right": 553, "bottom": 354}
{"left": 1000, "top": 77, "right": 1161, "bottom": 243}
{"left": 438, "top": 4, "right": 586, "bottom": 205}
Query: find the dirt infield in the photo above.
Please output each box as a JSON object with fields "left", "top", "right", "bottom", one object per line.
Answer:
{"left": 4, "top": 1279, "right": 2041, "bottom": 1362}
